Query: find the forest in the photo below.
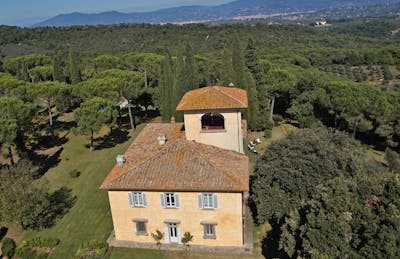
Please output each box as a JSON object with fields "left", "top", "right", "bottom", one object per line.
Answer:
{"left": 0, "top": 17, "right": 400, "bottom": 258}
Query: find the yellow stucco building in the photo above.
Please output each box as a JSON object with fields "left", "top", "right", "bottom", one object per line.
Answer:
{"left": 100, "top": 86, "right": 249, "bottom": 250}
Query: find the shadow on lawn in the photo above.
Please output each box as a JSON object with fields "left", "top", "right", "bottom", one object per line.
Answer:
{"left": 29, "top": 147, "right": 63, "bottom": 177}
{"left": 94, "top": 129, "right": 130, "bottom": 151}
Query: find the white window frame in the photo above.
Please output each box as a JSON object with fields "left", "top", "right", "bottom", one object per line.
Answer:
{"left": 199, "top": 193, "right": 218, "bottom": 209}
{"left": 129, "top": 192, "right": 147, "bottom": 208}
{"left": 161, "top": 193, "right": 179, "bottom": 208}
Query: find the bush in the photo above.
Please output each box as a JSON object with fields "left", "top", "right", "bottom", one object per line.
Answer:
{"left": 265, "top": 120, "right": 274, "bottom": 130}
{"left": 2, "top": 237, "right": 16, "bottom": 258}
{"left": 264, "top": 129, "right": 272, "bottom": 138}
{"left": 272, "top": 114, "right": 284, "bottom": 125}
{"left": 25, "top": 237, "right": 60, "bottom": 248}
{"left": 15, "top": 246, "right": 36, "bottom": 259}
{"left": 68, "top": 169, "right": 80, "bottom": 178}
{"left": 75, "top": 240, "right": 108, "bottom": 258}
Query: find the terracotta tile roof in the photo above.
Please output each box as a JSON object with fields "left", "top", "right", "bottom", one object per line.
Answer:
{"left": 176, "top": 86, "right": 248, "bottom": 111}
{"left": 100, "top": 123, "right": 249, "bottom": 192}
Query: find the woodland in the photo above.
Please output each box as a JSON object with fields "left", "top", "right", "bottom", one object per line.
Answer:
{"left": 0, "top": 17, "right": 400, "bottom": 258}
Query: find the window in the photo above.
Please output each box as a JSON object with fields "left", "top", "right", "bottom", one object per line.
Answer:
{"left": 161, "top": 193, "right": 179, "bottom": 208}
{"left": 201, "top": 112, "right": 225, "bottom": 130}
{"left": 202, "top": 223, "right": 216, "bottom": 239}
{"left": 198, "top": 193, "right": 218, "bottom": 209}
{"left": 128, "top": 192, "right": 147, "bottom": 207}
{"left": 133, "top": 219, "right": 148, "bottom": 236}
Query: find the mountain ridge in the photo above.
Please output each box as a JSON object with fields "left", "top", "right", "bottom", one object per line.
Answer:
{"left": 34, "top": 0, "right": 400, "bottom": 27}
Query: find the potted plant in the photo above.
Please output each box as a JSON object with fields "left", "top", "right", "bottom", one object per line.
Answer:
{"left": 181, "top": 232, "right": 194, "bottom": 251}
{"left": 151, "top": 230, "right": 164, "bottom": 249}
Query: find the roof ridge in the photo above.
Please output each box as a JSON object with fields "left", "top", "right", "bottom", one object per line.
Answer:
{"left": 189, "top": 141, "right": 242, "bottom": 186}
{"left": 218, "top": 87, "right": 247, "bottom": 107}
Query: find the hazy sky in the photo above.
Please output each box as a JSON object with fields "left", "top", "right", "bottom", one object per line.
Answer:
{"left": 1, "top": 0, "right": 233, "bottom": 26}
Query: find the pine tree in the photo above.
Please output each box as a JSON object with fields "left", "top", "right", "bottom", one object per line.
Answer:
{"left": 52, "top": 53, "right": 65, "bottom": 82}
{"left": 68, "top": 46, "right": 81, "bottom": 84}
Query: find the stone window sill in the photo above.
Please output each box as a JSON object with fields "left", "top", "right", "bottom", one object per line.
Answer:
{"left": 200, "top": 129, "right": 227, "bottom": 133}
{"left": 203, "top": 235, "right": 216, "bottom": 240}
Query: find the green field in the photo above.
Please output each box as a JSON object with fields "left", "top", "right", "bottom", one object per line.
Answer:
{"left": 23, "top": 122, "right": 142, "bottom": 258}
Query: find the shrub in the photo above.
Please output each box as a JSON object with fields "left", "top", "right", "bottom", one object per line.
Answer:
{"left": 272, "top": 114, "right": 284, "bottom": 125}
{"left": 2, "top": 237, "right": 16, "bottom": 258}
{"left": 69, "top": 169, "right": 80, "bottom": 178}
{"left": 75, "top": 240, "right": 108, "bottom": 258}
{"left": 15, "top": 246, "right": 36, "bottom": 259}
{"left": 16, "top": 237, "right": 60, "bottom": 259}
{"left": 25, "top": 237, "right": 60, "bottom": 248}
{"left": 264, "top": 129, "right": 272, "bottom": 138}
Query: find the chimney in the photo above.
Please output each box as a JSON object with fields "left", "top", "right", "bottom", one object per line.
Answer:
{"left": 116, "top": 155, "right": 125, "bottom": 166}
{"left": 170, "top": 116, "right": 176, "bottom": 124}
{"left": 156, "top": 134, "right": 167, "bottom": 145}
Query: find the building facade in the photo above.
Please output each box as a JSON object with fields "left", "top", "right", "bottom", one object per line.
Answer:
{"left": 101, "top": 86, "right": 249, "bottom": 249}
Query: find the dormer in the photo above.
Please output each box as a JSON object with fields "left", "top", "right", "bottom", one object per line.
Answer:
{"left": 176, "top": 86, "right": 248, "bottom": 153}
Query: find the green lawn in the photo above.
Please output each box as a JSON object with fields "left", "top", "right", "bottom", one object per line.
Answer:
{"left": 24, "top": 123, "right": 144, "bottom": 258}
{"left": 21, "top": 118, "right": 280, "bottom": 258}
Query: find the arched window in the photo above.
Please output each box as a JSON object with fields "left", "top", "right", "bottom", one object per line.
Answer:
{"left": 201, "top": 112, "right": 225, "bottom": 130}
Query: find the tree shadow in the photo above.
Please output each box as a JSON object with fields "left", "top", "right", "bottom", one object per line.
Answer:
{"left": 0, "top": 226, "right": 8, "bottom": 241}
{"left": 261, "top": 217, "right": 289, "bottom": 259}
{"left": 39, "top": 187, "right": 77, "bottom": 229}
{"left": 33, "top": 134, "right": 69, "bottom": 150}
{"left": 30, "top": 147, "right": 63, "bottom": 177}
{"left": 94, "top": 129, "right": 130, "bottom": 151}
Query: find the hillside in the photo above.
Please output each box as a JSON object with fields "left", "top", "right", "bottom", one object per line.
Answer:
{"left": 34, "top": 0, "right": 400, "bottom": 27}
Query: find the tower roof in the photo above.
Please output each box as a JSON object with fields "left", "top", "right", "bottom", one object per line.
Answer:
{"left": 176, "top": 86, "right": 248, "bottom": 111}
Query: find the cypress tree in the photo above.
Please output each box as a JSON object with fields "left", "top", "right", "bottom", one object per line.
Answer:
{"left": 160, "top": 54, "right": 174, "bottom": 122}
{"left": 245, "top": 38, "right": 263, "bottom": 130}
{"left": 219, "top": 47, "right": 235, "bottom": 86}
{"left": 173, "top": 48, "right": 185, "bottom": 121}
{"left": 232, "top": 34, "right": 247, "bottom": 90}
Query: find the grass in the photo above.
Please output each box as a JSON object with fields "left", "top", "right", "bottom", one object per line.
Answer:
{"left": 23, "top": 117, "right": 144, "bottom": 258}
{"left": 20, "top": 116, "right": 289, "bottom": 258}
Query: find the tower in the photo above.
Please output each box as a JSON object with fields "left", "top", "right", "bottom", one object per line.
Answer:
{"left": 176, "top": 86, "right": 248, "bottom": 153}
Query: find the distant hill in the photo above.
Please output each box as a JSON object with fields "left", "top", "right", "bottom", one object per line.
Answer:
{"left": 34, "top": 0, "right": 400, "bottom": 27}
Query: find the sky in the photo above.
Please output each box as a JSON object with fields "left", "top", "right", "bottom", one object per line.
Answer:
{"left": 0, "top": 0, "right": 233, "bottom": 26}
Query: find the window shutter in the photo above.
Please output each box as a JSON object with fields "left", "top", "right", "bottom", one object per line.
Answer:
{"left": 160, "top": 193, "right": 165, "bottom": 208}
{"left": 175, "top": 193, "right": 180, "bottom": 208}
{"left": 142, "top": 193, "right": 147, "bottom": 207}
{"left": 198, "top": 194, "right": 203, "bottom": 209}
{"left": 213, "top": 194, "right": 218, "bottom": 209}
{"left": 164, "top": 227, "right": 170, "bottom": 244}
{"left": 177, "top": 228, "right": 182, "bottom": 244}
{"left": 128, "top": 192, "right": 134, "bottom": 207}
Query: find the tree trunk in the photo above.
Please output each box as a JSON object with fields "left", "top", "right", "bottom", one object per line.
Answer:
{"left": 128, "top": 105, "right": 136, "bottom": 130}
{"left": 8, "top": 146, "right": 14, "bottom": 165}
{"left": 352, "top": 117, "right": 359, "bottom": 138}
{"left": 48, "top": 101, "right": 53, "bottom": 126}
{"left": 144, "top": 68, "right": 148, "bottom": 88}
{"left": 269, "top": 95, "right": 275, "bottom": 123}
{"left": 90, "top": 129, "right": 94, "bottom": 151}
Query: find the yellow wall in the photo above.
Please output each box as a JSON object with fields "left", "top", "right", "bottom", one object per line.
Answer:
{"left": 183, "top": 109, "right": 244, "bottom": 153}
{"left": 108, "top": 191, "right": 244, "bottom": 247}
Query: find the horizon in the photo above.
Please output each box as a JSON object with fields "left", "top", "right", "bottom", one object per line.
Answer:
{"left": 0, "top": 0, "right": 232, "bottom": 27}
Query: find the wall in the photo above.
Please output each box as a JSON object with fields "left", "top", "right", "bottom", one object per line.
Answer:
{"left": 183, "top": 109, "right": 244, "bottom": 153}
{"left": 108, "top": 191, "right": 244, "bottom": 247}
